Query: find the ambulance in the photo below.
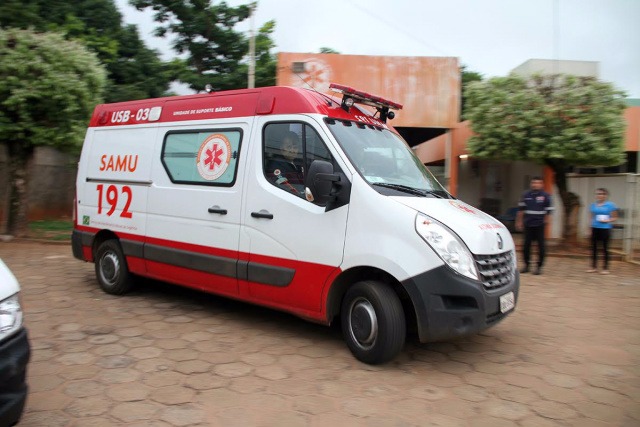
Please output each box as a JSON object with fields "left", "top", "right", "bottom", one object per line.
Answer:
{"left": 72, "top": 83, "right": 519, "bottom": 364}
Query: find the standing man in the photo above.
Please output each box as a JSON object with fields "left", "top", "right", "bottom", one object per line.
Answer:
{"left": 516, "top": 176, "right": 553, "bottom": 275}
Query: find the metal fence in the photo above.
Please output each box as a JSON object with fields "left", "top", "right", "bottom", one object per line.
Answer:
{"left": 626, "top": 175, "right": 640, "bottom": 263}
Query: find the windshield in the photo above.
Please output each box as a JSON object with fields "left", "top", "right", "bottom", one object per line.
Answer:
{"left": 325, "top": 119, "right": 449, "bottom": 197}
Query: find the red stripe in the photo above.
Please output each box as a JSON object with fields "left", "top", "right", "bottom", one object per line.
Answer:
{"left": 75, "top": 225, "right": 340, "bottom": 322}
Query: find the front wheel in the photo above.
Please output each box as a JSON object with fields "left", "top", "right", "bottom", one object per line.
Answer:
{"left": 94, "top": 239, "right": 133, "bottom": 295}
{"left": 341, "top": 280, "right": 406, "bottom": 364}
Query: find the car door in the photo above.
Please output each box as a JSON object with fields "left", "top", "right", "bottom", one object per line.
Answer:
{"left": 240, "top": 116, "right": 350, "bottom": 313}
{"left": 145, "top": 122, "right": 249, "bottom": 296}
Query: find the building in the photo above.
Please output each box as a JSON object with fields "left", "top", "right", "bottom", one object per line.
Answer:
{"left": 276, "top": 52, "right": 460, "bottom": 150}
{"left": 417, "top": 59, "right": 639, "bottom": 252}
{"left": 277, "top": 54, "right": 639, "bottom": 253}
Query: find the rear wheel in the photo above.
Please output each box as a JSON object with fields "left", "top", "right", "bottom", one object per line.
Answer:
{"left": 94, "top": 239, "right": 133, "bottom": 295}
{"left": 341, "top": 280, "right": 406, "bottom": 364}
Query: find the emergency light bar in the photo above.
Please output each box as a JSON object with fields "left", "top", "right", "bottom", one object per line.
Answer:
{"left": 329, "top": 83, "right": 402, "bottom": 123}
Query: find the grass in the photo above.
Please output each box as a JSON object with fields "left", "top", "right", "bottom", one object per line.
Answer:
{"left": 27, "top": 219, "right": 73, "bottom": 241}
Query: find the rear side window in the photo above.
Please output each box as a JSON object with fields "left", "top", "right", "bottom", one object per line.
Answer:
{"left": 162, "top": 129, "right": 242, "bottom": 186}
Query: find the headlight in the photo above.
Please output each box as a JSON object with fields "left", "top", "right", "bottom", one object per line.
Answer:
{"left": 0, "top": 293, "right": 23, "bottom": 341}
{"left": 415, "top": 214, "right": 479, "bottom": 281}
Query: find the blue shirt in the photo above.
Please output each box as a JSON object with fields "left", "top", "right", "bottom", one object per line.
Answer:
{"left": 519, "top": 190, "right": 553, "bottom": 227}
{"left": 590, "top": 201, "right": 617, "bottom": 229}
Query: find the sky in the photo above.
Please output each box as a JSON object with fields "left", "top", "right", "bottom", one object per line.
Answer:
{"left": 115, "top": 0, "right": 640, "bottom": 98}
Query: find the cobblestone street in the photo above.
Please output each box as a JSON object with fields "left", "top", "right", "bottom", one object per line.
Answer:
{"left": 2, "top": 241, "right": 639, "bottom": 426}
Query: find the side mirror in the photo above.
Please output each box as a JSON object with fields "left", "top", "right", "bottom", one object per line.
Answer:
{"left": 305, "top": 160, "right": 339, "bottom": 205}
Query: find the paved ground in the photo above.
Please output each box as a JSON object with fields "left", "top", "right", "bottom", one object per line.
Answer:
{"left": 1, "top": 241, "right": 638, "bottom": 427}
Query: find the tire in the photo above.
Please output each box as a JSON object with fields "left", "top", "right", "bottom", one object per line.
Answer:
{"left": 94, "top": 239, "right": 133, "bottom": 295}
{"left": 341, "top": 280, "right": 406, "bottom": 364}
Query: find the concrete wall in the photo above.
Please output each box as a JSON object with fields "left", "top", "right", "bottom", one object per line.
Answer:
{"left": 511, "top": 59, "right": 599, "bottom": 78}
{"left": 457, "top": 159, "right": 544, "bottom": 215}
{"left": 0, "top": 145, "right": 76, "bottom": 230}
{"left": 566, "top": 174, "right": 637, "bottom": 239}
{"left": 27, "top": 146, "right": 76, "bottom": 220}
{"left": 456, "top": 160, "right": 637, "bottom": 240}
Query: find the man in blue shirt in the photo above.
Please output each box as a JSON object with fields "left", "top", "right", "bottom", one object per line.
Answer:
{"left": 516, "top": 176, "right": 553, "bottom": 275}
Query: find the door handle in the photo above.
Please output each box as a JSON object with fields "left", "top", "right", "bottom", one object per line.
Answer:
{"left": 208, "top": 206, "right": 227, "bottom": 215}
{"left": 251, "top": 210, "right": 274, "bottom": 219}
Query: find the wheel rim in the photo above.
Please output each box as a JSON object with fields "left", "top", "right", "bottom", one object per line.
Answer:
{"left": 99, "top": 251, "right": 120, "bottom": 286}
{"left": 348, "top": 297, "right": 378, "bottom": 350}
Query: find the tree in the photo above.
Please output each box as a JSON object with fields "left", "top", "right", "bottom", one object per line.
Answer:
{"left": 130, "top": 0, "right": 277, "bottom": 91}
{"left": 106, "top": 24, "right": 174, "bottom": 101}
{"left": 465, "top": 73, "right": 626, "bottom": 241}
{"left": 319, "top": 47, "right": 340, "bottom": 54}
{"left": 460, "top": 65, "right": 482, "bottom": 120}
{"left": 252, "top": 20, "right": 277, "bottom": 87}
{"left": 0, "top": 29, "right": 107, "bottom": 236}
{"left": 0, "top": 0, "right": 172, "bottom": 102}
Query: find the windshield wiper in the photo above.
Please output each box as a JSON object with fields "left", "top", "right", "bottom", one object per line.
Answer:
{"left": 422, "top": 189, "right": 447, "bottom": 199}
{"left": 373, "top": 183, "right": 431, "bottom": 197}
{"left": 373, "top": 183, "right": 449, "bottom": 198}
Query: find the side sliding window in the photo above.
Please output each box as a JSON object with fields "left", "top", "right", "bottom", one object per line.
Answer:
{"left": 162, "top": 129, "right": 242, "bottom": 186}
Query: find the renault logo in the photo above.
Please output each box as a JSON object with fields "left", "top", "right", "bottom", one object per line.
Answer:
{"left": 497, "top": 233, "right": 504, "bottom": 250}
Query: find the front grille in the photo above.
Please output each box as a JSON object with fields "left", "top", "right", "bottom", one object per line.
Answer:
{"left": 474, "top": 250, "right": 515, "bottom": 290}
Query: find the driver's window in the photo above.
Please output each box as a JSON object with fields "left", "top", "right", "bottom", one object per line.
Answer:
{"left": 263, "top": 122, "right": 336, "bottom": 201}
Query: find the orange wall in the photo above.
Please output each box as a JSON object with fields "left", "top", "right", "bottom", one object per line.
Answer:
{"left": 414, "top": 133, "right": 446, "bottom": 164}
{"left": 277, "top": 53, "right": 460, "bottom": 128}
{"left": 452, "top": 120, "right": 472, "bottom": 157}
{"left": 624, "top": 106, "right": 640, "bottom": 152}
{"left": 414, "top": 121, "right": 472, "bottom": 166}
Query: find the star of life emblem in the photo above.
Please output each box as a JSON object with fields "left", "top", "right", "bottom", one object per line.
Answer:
{"left": 196, "top": 134, "right": 232, "bottom": 181}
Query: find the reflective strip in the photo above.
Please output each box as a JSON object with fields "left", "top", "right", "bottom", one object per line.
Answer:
{"left": 524, "top": 210, "right": 546, "bottom": 215}
{"left": 545, "top": 207, "right": 554, "bottom": 211}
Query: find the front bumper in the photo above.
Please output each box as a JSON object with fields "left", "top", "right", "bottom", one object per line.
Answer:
{"left": 402, "top": 265, "right": 519, "bottom": 342}
{"left": 0, "top": 327, "right": 31, "bottom": 427}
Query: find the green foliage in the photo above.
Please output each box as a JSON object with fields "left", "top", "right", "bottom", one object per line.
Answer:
{"left": 0, "top": 0, "right": 41, "bottom": 30}
{"left": 105, "top": 24, "right": 173, "bottom": 101}
{"left": 319, "top": 47, "right": 340, "bottom": 54}
{"left": 460, "top": 64, "right": 483, "bottom": 120}
{"left": 0, "top": 29, "right": 107, "bottom": 153}
{"left": 130, "top": 0, "right": 277, "bottom": 91}
{"left": 0, "top": 0, "right": 172, "bottom": 102}
{"left": 465, "top": 73, "right": 626, "bottom": 167}
{"left": 461, "top": 65, "right": 483, "bottom": 86}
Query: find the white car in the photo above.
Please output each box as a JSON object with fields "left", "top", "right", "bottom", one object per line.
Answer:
{"left": 0, "top": 258, "right": 30, "bottom": 426}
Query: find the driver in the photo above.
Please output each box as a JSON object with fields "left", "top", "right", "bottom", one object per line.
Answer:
{"left": 266, "top": 131, "right": 304, "bottom": 194}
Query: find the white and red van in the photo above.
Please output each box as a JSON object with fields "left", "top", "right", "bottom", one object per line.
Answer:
{"left": 72, "top": 83, "right": 519, "bottom": 364}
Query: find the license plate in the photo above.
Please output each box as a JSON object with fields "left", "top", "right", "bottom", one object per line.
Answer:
{"left": 500, "top": 291, "right": 515, "bottom": 313}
